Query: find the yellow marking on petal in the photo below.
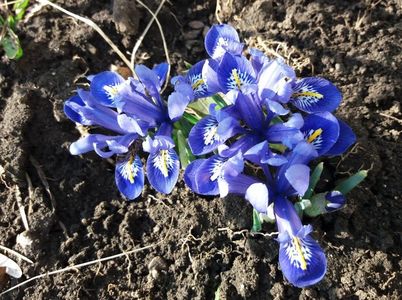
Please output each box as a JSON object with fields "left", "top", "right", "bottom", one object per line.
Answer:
{"left": 232, "top": 69, "right": 242, "bottom": 89}
{"left": 307, "top": 128, "right": 323, "bottom": 143}
{"left": 160, "top": 150, "right": 169, "bottom": 177}
{"left": 293, "top": 237, "right": 307, "bottom": 270}
{"left": 127, "top": 156, "right": 135, "bottom": 184}
{"left": 192, "top": 79, "right": 204, "bottom": 90}
{"left": 292, "top": 91, "right": 324, "bottom": 99}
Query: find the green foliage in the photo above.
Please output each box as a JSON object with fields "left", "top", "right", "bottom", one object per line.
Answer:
{"left": 251, "top": 208, "right": 262, "bottom": 232}
{"left": 335, "top": 170, "right": 368, "bottom": 195}
{"left": 0, "top": 0, "right": 30, "bottom": 60}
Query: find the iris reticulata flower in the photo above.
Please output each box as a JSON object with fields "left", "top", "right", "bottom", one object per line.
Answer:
{"left": 182, "top": 23, "right": 357, "bottom": 288}
{"left": 64, "top": 63, "right": 185, "bottom": 200}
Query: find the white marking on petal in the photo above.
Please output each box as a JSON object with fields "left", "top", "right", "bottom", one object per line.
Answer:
{"left": 291, "top": 82, "right": 323, "bottom": 110}
{"left": 117, "top": 157, "right": 139, "bottom": 184}
{"left": 103, "top": 83, "right": 123, "bottom": 103}
{"left": 227, "top": 68, "right": 254, "bottom": 91}
{"left": 153, "top": 150, "right": 174, "bottom": 178}
{"left": 212, "top": 37, "right": 229, "bottom": 59}
{"left": 209, "top": 158, "right": 225, "bottom": 181}
{"left": 189, "top": 73, "right": 208, "bottom": 97}
{"left": 304, "top": 128, "right": 323, "bottom": 150}
{"left": 284, "top": 236, "right": 313, "bottom": 270}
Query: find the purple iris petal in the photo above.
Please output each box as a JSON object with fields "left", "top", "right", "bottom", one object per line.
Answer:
{"left": 90, "top": 71, "right": 125, "bottom": 107}
{"left": 117, "top": 78, "right": 164, "bottom": 126}
{"left": 69, "top": 134, "right": 120, "bottom": 156}
{"left": 168, "top": 91, "right": 191, "bottom": 121}
{"left": 284, "top": 164, "right": 310, "bottom": 196}
{"left": 202, "top": 59, "right": 222, "bottom": 94}
{"left": 117, "top": 114, "right": 149, "bottom": 136}
{"left": 188, "top": 107, "right": 240, "bottom": 155}
{"left": 93, "top": 133, "right": 137, "bottom": 158}
{"left": 301, "top": 112, "right": 340, "bottom": 155}
{"left": 249, "top": 47, "right": 270, "bottom": 74}
{"left": 64, "top": 94, "right": 93, "bottom": 125}
{"left": 146, "top": 147, "right": 180, "bottom": 194}
{"left": 184, "top": 159, "right": 210, "bottom": 195}
{"left": 187, "top": 60, "right": 211, "bottom": 98}
{"left": 245, "top": 183, "right": 269, "bottom": 214}
{"left": 274, "top": 196, "right": 326, "bottom": 287}
{"left": 219, "top": 134, "right": 261, "bottom": 158}
{"left": 218, "top": 53, "right": 257, "bottom": 95}
{"left": 325, "top": 119, "right": 356, "bottom": 156}
{"left": 235, "top": 93, "right": 265, "bottom": 131}
{"left": 265, "top": 100, "right": 289, "bottom": 116}
{"left": 244, "top": 141, "right": 287, "bottom": 166}
{"left": 152, "top": 62, "right": 169, "bottom": 86}
{"left": 258, "top": 58, "right": 296, "bottom": 104}
{"left": 291, "top": 77, "right": 342, "bottom": 113}
{"left": 204, "top": 24, "right": 243, "bottom": 60}
{"left": 115, "top": 155, "right": 144, "bottom": 200}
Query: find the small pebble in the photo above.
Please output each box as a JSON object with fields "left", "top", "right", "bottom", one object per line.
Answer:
{"left": 183, "top": 30, "right": 200, "bottom": 40}
{"left": 188, "top": 20, "right": 204, "bottom": 29}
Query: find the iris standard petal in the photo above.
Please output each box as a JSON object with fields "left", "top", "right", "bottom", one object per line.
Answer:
{"left": 258, "top": 58, "right": 296, "bottom": 103}
{"left": 284, "top": 164, "right": 310, "bottom": 196}
{"left": 90, "top": 71, "right": 125, "bottom": 107}
{"left": 64, "top": 94, "right": 93, "bottom": 125}
{"left": 204, "top": 24, "right": 243, "bottom": 60}
{"left": 146, "top": 148, "right": 180, "bottom": 194}
{"left": 290, "top": 77, "right": 342, "bottom": 113}
{"left": 152, "top": 62, "right": 169, "bottom": 86}
{"left": 168, "top": 91, "right": 191, "bottom": 121}
{"left": 301, "top": 112, "right": 340, "bottom": 155}
{"left": 235, "top": 93, "right": 265, "bottom": 131}
{"left": 69, "top": 134, "right": 120, "bottom": 156}
{"left": 245, "top": 183, "right": 269, "bottom": 214}
{"left": 202, "top": 59, "right": 222, "bottom": 94}
{"left": 325, "top": 119, "right": 356, "bottom": 156}
{"left": 115, "top": 155, "right": 144, "bottom": 200}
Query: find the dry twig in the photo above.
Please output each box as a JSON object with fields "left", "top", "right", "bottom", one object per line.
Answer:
{"left": 0, "top": 245, "right": 33, "bottom": 265}
{"left": 134, "top": 0, "right": 171, "bottom": 92}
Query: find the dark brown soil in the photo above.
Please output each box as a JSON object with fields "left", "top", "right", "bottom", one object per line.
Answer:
{"left": 1, "top": 0, "right": 401, "bottom": 299}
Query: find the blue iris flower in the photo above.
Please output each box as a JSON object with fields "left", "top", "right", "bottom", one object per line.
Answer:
{"left": 64, "top": 63, "right": 183, "bottom": 200}
{"left": 244, "top": 142, "right": 327, "bottom": 287}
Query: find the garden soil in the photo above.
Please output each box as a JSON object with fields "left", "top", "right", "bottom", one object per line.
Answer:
{"left": 0, "top": 0, "right": 401, "bottom": 299}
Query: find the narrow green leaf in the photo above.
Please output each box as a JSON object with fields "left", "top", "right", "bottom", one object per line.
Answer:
{"left": 2, "top": 29, "right": 23, "bottom": 60}
{"left": 303, "top": 162, "right": 324, "bottom": 199}
{"left": 211, "top": 94, "right": 226, "bottom": 108}
{"left": 214, "top": 286, "right": 221, "bottom": 300}
{"left": 251, "top": 209, "right": 262, "bottom": 232}
{"left": 182, "top": 112, "right": 199, "bottom": 125}
{"left": 334, "top": 170, "right": 368, "bottom": 195}
{"left": 183, "top": 61, "right": 193, "bottom": 70}
{"left": 176, "top": 129, "right": 195, "bottom": 169}
{"left": 269, "top": 143, "right": 287, "bottom": 153}
{"left": 13, "top": 0, "right": 30, "bottom": 22}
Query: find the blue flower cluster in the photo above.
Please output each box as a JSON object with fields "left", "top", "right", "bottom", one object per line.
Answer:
{"left": 64, "top": 63, "right": 181, "bottom": 199}
{"left": 64, "top": 24, "right": 356, "bottom": 288}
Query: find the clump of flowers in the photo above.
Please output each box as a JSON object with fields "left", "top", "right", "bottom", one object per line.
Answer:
{"left": 64, "top": 24, "right": 366, "bottom": 288}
